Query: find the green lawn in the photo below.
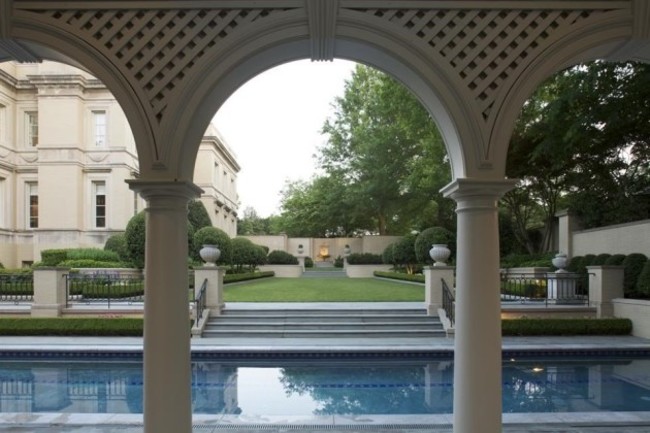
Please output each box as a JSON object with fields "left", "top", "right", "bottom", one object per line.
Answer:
{"left": 223, "top": 277, "right": 424, "bottom": 302}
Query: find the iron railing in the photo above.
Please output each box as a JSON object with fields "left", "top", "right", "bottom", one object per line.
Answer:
{"left": 441, "top": 278, "right": 455, "bottom": 326}
{"left": 0, "top": 274, "right": 34, "bottom": 303}
{"left": 65, "top": 273, "right": 144, "bottom": 308}
{"left": 500, "top": 271, "right": 589, "bottom": 306}
{"left": 194, "top": 278, "right": 207, "bottom": 324}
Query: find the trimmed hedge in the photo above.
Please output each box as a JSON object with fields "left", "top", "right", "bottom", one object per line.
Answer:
{"left": 304, "top": 257, "right": 314, "bottom": 268}
{"left": 60, "top": 259, "right": 128, "bottom": 268}
{"left": 635, "top": 260, "right": 650, "bottom": 297}
{"left": 0, "top": 318, "right": 144, "bottom": 336}
{"left": 41, "top": 249, "right": 68, "bottom": 266}
{"left": 591, "top": 253, "right": 611, "bottom": 266}
{"left": 502, "top": 318, "right": 632, "bottom": 336}
{"left": 347, "top": 253, "right": 383, "bottom": 265}
{"left": 623, "top": 253, "right": 648, "bottom": 295}
{"left": 374, "top": 271, "right": 425, "bottom": 283}
{"left": 267, "top": 250, "right": 298, "bottom": 265}
{"left": 224, "top": 271, "right": 274, "bottom": 284}
{"left": 604, "top": 254, "right": 626, "bottom": 266}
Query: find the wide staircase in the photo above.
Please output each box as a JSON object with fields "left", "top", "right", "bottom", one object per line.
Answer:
{"left": 201, "top": 307, "right": 444, "bottom": 338}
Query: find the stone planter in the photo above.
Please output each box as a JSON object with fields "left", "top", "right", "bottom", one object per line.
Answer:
{"left": 199, "top": 244, "right": 221, "bottom": 266}
{"left": 258, "top": 264, "right": 303, "bottom": 278}
{"left": 429, "top": 244, "right": 451, "bottom": 267}
{"left": 346, "top": 264, "right": 392, "bottom": 278}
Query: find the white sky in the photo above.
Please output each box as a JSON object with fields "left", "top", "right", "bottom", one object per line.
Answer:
{"left": 213, "top": 59, "right": 357, "bottom": 218}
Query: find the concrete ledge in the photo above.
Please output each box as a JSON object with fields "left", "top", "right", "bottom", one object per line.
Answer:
{"left": 346, "top": 264, "right": 392, "bottom": 278}
{"left": 258, "top": 265, "right": 303, "bottom": 278}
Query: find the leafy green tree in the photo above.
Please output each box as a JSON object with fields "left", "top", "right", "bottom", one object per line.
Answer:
{"left": 319, "top": 65, "right": 453, "bottom": 234}
{"left": 188, "top": 200, "right": 212, "bottom": 231}
{"left": 392, "top": 235, "right": 417, "bottom": 274}
{"left": 231, "top": 237, "right": 264, "bottom": 272}
{"left": 505, "top": 61, "right": 650, "bottom": 253}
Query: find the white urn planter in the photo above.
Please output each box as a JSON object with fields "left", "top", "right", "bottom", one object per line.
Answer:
{"left": 297, "top": 245, "right": 304, "bottom": 255}
{"left": 429, "top": 244, "right": 451, "bottom": 267}
{"left": 343, "top": 245, "right": 351, "bottom": 256}
{"left": 552, "top": 253, "right": 568, "bottom": 273}
{"left": 199, "top": 244, "right": 221, "bottom": 266}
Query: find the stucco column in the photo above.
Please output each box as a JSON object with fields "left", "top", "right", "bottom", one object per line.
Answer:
{"left": 128, "top": 180, "right": 202, "bottom": 433}
{"left": 194, "top": 266, "right": 226, "bottom": 315}
{"left": 423, "top": 266, "right": 455, "bottom": 316}
{"left": 442, "top": 178, "right": 515, "bottom": 433}
{"left": 587, "top": 265, "right": 624, "bottom": 317}
{"left": 31, "top": 267, "right": 69, "bottom": 317}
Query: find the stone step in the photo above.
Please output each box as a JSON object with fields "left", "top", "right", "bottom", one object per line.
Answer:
{"left": 201, "top": 307, "right": 443, "bottom": 338}
{"left": 220, "top": 309, "right": 429, "bottom": 317}
{"left": 200, "top": 328, "right": 446, "bottom": 338}
{"left": 204, "top": 321, "right": 440, "bottom": 330}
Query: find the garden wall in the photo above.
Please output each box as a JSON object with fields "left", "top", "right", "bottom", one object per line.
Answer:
{"left": 571, "top": 219, "right": 650, "bottom": 257}
{"left": 242, "top": 235, "right": 401, "bottom": 261}
{"left": 613, "top": 298, "right": 650, "bottom": 338}
{"left": 346, "top": 264, "right": 392, "bottom": 278}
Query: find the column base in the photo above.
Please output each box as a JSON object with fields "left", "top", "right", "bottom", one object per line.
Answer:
{"left": 31, "top": 304, "right": 64, "bottom": 318}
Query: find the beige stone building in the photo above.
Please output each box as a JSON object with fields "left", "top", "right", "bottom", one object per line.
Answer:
{"left": 0, "top": 61, "right": 239, "bottom": 268}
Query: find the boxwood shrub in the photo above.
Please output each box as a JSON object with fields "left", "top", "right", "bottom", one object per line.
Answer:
{"left": 502, "top": 318, "right": 632, "bottom": 336}
{"left": 266, "top": 250, "right": 298, "bottom": 265}
{"left": 0, "top": 318, "right": 144, "bottom": 336}
{"left": 591, "top": 253, "right": 611, "bottom": 266}
{"left": 635, "top": 260, "right": 650, "bottom": 298}
{"left": 622, "top": 253, "right": 648, "bottom": 296}
{"left": 347, "top": 253, "right": 383, "bottom": 265}
{"left": 604, "top": 254, "right": 626, "bottom": 266}
{"left": 374, "top": 271, "right": 425, "bottom": 283}
{"left": 40, "top": 249, "right": 69, "bottom": 266}
{"left": 224, "top": 271, "right": 274, "bottom": 284}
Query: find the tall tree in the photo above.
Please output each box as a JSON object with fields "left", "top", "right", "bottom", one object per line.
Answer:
{"left": 318, "top": 65, "right": 452, "bottom": 235}
{"left": 505, "top": 61, "right": 650, "bottom": 253}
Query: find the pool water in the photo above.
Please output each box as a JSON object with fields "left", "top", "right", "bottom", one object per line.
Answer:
{"left": 1, "top": 356, "right": 650, "bottom": 415}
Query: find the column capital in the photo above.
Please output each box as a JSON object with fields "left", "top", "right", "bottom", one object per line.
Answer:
{"left": 441, "top": 178, "right": 516, "bottom": 211}
{"left": 126, "top": 179, "right": 203, "bottom": 201}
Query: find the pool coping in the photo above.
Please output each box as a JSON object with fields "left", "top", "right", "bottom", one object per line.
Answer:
{"left": 1, "top": 411, "right": 650, "bottom": 428}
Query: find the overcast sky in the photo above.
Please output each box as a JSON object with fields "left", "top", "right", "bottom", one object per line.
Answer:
{"left": 212, "top": 59, "right": 357, "bottom": 218}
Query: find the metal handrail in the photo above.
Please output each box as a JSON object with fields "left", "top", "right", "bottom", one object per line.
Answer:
{"left": 500, "top": 271, "right": 589, "bottom": 306}
{"left": 441, "top": 278, "right": 455, "bottom": 326}
{"left": 194, "top": 278, "right": 207, "bottom": 324}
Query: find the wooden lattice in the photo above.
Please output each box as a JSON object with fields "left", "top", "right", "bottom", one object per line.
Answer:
{"left": 31, "top": 8, "right": 290, "bottom": 123}
{"left": 351, "top": 8, "right": 612, "bottom": 120}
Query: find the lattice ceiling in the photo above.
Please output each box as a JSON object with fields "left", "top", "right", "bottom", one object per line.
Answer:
{"left": 33, "top": 8, "right": 292, "bottom": 123}
{"left": 351, "top": 8, "right": 613, "bottom": 120}
{"left": 20, "top": 4, "right": 620, "bottom": 126}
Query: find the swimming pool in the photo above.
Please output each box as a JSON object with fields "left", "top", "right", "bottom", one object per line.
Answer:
{"left": 1, "top": 354, "right": 650, "bottom": 417}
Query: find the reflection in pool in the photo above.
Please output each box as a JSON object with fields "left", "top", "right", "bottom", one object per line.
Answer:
{"left": 1, "top": 356, "right": 649, "bottom": 416}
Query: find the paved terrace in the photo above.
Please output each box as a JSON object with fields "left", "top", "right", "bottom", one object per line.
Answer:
{"left": 1, "top": 302, "right": 650, "bottom": 432}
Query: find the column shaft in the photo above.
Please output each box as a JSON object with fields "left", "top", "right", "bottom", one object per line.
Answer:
{"left": 129, "top": 180, "right": 202, "bottom": 433}
{"left": 443, "top": 179, "right": 515, "bottom": 433}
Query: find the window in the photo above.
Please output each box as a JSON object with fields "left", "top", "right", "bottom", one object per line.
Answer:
{"left": 26, "top": 182, "right": 38, "bottom": 229}
{"left": 93, "top": 181, "right": 106, "bottom": 228}
{"left": 93, "top": 111, "right": 107, "bottom": 146}
{"left": 26, "top": 112, "right": 38, "bottom": 146}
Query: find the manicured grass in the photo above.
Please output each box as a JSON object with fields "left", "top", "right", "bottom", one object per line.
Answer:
{"left": 224, "top": 277, "right": 424, "bottom": 302}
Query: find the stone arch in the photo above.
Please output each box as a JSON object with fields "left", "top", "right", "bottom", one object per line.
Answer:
{"left": 161, "top": 15, "right": 477, "bottom": 183}
{"left": 489, "top": 9, "right": 636, "bottom": 172}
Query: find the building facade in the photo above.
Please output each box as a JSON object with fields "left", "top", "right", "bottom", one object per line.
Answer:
{"left": 0, "top": 61, "right": 239, "bottom": 268}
